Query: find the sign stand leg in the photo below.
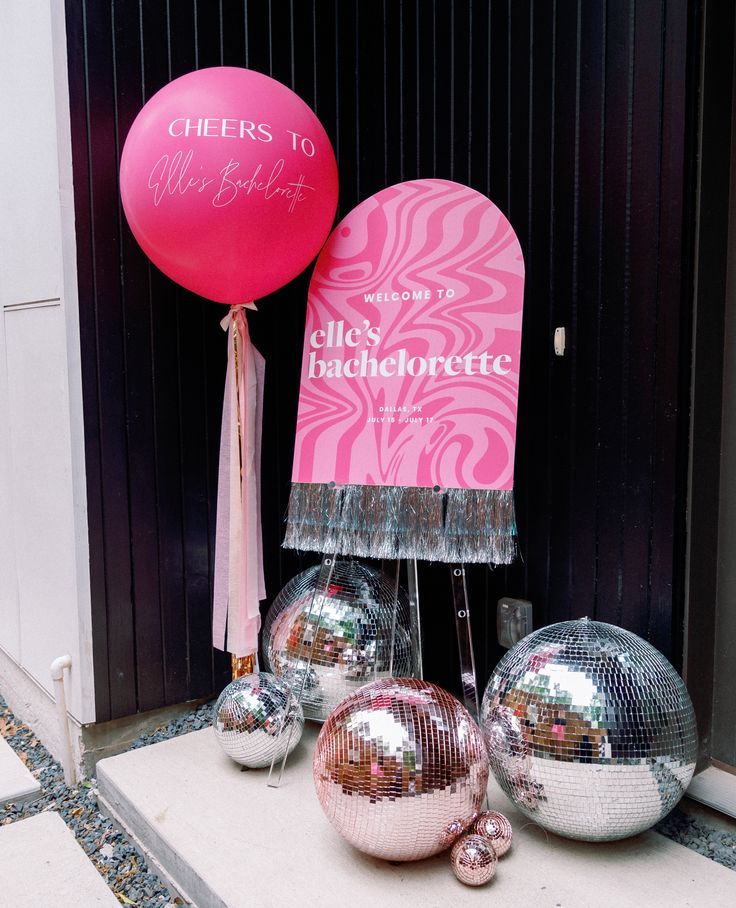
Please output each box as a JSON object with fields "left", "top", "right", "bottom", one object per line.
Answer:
{"left": 386, "top": 559, "right": 402, "bottom": 678}
{"left": 450, "top": 564, "right": 481, "bottom": 722}
{"left": 450, "top": 564, "right": 490, "bottom": 809}
{"left": 407, "top": 559, "right": 423, "bottom": 679}
{"left": 267, "top": 552, "right": 336, "bottom": 788}
{"left": 381, "top": 559, "right": 423, "bottom": 681}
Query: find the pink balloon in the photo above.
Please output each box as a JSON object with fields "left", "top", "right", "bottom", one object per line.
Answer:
{"left": 120, "top": 67, "right": 338, "bottom": 304}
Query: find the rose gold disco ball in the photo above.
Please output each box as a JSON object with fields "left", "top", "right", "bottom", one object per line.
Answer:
{"left": 450, "top": 833, "right": 498, "bottom": 886}
{"left": 313, "top": 678, "right": 489, "bottom": 862}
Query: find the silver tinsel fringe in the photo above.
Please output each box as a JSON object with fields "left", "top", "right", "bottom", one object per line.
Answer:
{"left": 283, "top": 483, "right": 517, "bottom": 564}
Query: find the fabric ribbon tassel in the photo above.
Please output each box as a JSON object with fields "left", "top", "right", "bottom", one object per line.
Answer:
{"left": 212, "top": 304, "right": 266, "bottom": 658}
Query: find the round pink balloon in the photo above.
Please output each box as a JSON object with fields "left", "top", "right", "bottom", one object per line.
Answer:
{"left": 120, "top": 67, "right": 338, "bottom": 304}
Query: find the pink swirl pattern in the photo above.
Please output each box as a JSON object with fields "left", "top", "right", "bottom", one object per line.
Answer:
{"left": 292, "top": 179, "right": 524, "bottom": 490}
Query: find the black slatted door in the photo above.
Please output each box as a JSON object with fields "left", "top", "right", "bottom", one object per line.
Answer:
{"left": 65, "top": 0, "right": 693, "bottom": 721}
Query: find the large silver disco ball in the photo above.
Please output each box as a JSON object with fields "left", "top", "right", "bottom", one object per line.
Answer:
{"left": 313, "top": 678, "right": 489, "bottom": 861}
{"left": 213, "top": 672, "right": 304, "bottom": 768}
{"left": 263, "top": 560, "right": 414, "bottom": 721}
{"left": 481, "top": 618, "right": 697, "bottom": 841}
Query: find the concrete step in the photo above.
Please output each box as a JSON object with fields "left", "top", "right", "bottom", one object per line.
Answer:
{"left": 687, "top": 765, "right": 736, "bottom": 820}
{"left": 0, "top": 733, "right": 40, "bottom": 807}
{"left": 96, "top": 724, "right": 735, "bottom": 908}
{"left": 0, "top": 811, "right": 119, "bottom": 906}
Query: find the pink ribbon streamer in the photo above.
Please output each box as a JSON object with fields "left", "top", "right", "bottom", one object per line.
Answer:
{"left": 213, "top": 304, "right": 266, "bottom": 657}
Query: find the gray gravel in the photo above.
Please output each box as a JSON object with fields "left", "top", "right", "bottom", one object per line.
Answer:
{"left": 128, "top": 700, "right": 215, "bottom": 751}
{"left": 2, "top": 689, "right": 734, "bottom": 908}
{"left": 656, "top": 805, "right": 736, "bottom": 870}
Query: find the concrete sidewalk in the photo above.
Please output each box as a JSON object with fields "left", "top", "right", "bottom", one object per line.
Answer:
{"left": 97, "top": 724, "right": 735, "bottom": 908}
{"left": 0, "top": 734, "right": 40, "bottom": 807}
{"left": 0, "top": 811, "right": 119, "bottom": 906}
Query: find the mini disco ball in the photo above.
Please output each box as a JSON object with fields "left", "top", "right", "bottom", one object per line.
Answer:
{"left": 213, "top": 672, "right": 304, "bottom": 768}
{"left": 313, "top": 678, "right": 489, "bottom": 862}
{"left": 263, "top": 560, "right": 415, "bottom": 721}
{"left": 450, "top": 834, "right": 498, "bottom": 886}
{"left": 481, "top": 618, "right": 697, "bottom": 841}
{"left": 473, "top": 810, "right": 513, "bottom": 856}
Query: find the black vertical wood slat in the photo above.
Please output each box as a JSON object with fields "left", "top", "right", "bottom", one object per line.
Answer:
{"left": 414, "top": 2, "right": 435, "bottom": 178}
{"left": 243, "top": 0, "right": 270, "bottom": 77}
{"left": 396, "top": 0, "right": 409, "bottom": 183}
{"left": 449, "top": 1, "right": 470, "bottom": 186}
{"left": 506, "top": 2, "right": 532, "bottom": 251}
{"left": 65, "top": 0, "right": 697, "bottom": 719}
{"left": 112, "top": 0, "right": 165, "bottom": 714}
{"left": 290, "top": 1, "right": 316, "bottom": 105}
{"left": 180, "top": 294, "right": 224, "bottom": 697}
{"left": 467, "top": 0, "right": 490, "bottom": 193}
{"left": 383, "top": 2, "right": 401, "bottom": 189}
{"left": 431, "top": 1, "right": 452, "bottom": 181}
{"left": 266, "top": 0, "right": 293, "bottom": 85}
{"left": 334, "top": 3, "right": 358, "bottom": 209}
{"left": 477, "top": 0, "right": 529, "bottom": 670}
{"left": 521, "top": 0, "right": 555, "bottom": 632}
{"left": 652, "top": 0, "right": 693, "bottom": 665}
{"left": 512, "top": 0, "right": 535, "bottom": 595}
{"left": 220, "top": 1, "right": 246, "bottom": 69}
{"left": 563, "top": 0, "right": 584, "bottom": 624}
{"left": 547, "top": 0, "right": 579, "bottom": 625}
{"left": 84, "top": 0, "right": 137, "bottom": 720}
{"left": 167, "top": 2, "right": 196, "bottom": 79}
{"left": 354, "top": 3, "right": 384, "bottom": 203}
{"left": 312, "top": 2, "right": 336, "bottom": 147}
{"left": 488, "top": 1, "right": 510, "bottom": 208}
{"left": 149, "top": 300, "right": 187, "bottom": 707}
{"left": 570, "top": 2, "right": 607, "bottom": 624}
{"left": 595, "top": 0, "right": 634, "bottom": 629}
{"left": 620, "top": 0, "right": 665, "bottom": 639}
{"left": 195, "top": 1, "right": 221, "bottom": 70}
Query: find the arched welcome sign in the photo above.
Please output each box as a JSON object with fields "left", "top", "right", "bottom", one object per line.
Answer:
{"left": 285, "top": 179, "right": 525, "bottom": 564}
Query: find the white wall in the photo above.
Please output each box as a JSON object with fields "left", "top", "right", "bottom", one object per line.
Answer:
{"left": 0, "top": 0, "right": 95, "bottom": 727}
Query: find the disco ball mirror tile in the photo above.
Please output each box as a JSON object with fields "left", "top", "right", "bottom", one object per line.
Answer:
{"left": 213, "top": 672, "right": 304, "bottom": 768}
{"left": 263, "top": 560, "right": 415, "bottom": 721}
{"left": 481, "top": 618, "right": 698, "bottom": 841}
{"left": 313, "top": 678, "right": 489, "bottom": 862}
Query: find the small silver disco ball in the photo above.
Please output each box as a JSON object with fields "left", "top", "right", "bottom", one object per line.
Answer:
{"left": 481, "top": 618, "right": 697, "bottom": 841}
{"left": 262, "top": 560, "right": 414, "bottom": 721}
{"left": 213, "top": 672, "right": 304, "bottom": 768}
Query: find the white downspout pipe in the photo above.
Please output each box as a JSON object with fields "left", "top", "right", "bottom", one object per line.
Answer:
{"left": 50, "top": 655, "right": 76, "bottom": 786}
